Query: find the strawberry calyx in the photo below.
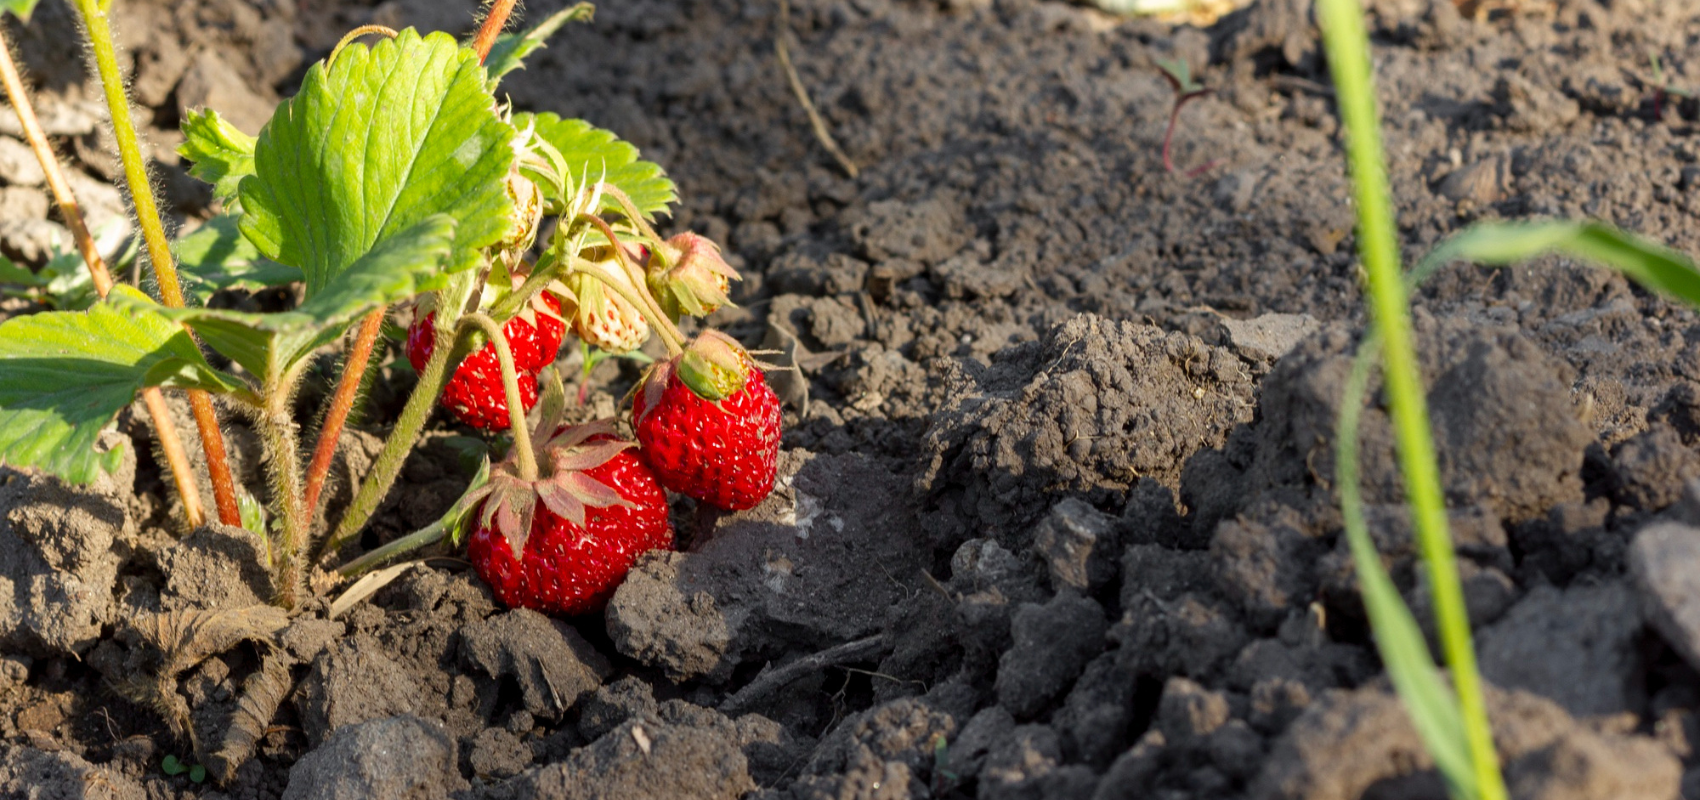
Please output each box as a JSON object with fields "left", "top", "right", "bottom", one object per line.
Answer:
{"left": 636, "top": 331, "right": 757, "bottom": 423}
{"left": 465, "top": 419, "right": 638, "bottom": 560}
{"left": 647, "top": 232, "right": 740, "bottom": 320}
{"left": 677, "top": 330, "right": 754, "bottom": 401}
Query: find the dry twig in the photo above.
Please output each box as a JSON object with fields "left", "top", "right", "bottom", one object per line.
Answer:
{"left": 776, "top": 0, "right": 858, "bottom": 179}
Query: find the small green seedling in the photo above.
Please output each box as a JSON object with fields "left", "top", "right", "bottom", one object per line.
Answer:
{"left": 1647, "top": 50, "right": 1693, "bottom": 122}
{"left": 930, "top": 732, "right": 959, "bottom": 795}
{"left": 161, "top": 755, "right": 207, "bottom": 783}
{"left": 1155, "top": 58, "right": 1219, "bottom": 177}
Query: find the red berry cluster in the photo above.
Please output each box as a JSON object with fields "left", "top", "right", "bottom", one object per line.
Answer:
{"left": 431, "top": 234, "right": 783, "bottom": 617}
{"left": 405, "top": 293, "right": 565, "bottom": 430}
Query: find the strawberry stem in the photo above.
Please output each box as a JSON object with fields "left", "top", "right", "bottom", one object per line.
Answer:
{"left": 256, "top": 365, "right": 313, "bottom": 610}
{"left": 575, "top": 213, "right": 689, "bottom": 356}
{"left": 335, "top": 519, "right": 447, "bottom": 578}
{"left": 464, "top": 313, "right": 539, "bottom": 482}
{"left": 471, "top": 0, "right": 519, "bottom": 63}
{"left": 72, "top": 0, "right": 245, "bottom": 528}
{"left": 320, "top": 313, "right": 468, "bottom": 561}
{"left": 303, "top": 307, "right": 386, "bottom": 518}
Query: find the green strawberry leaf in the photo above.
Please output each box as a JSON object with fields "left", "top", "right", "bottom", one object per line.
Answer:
{"left": 161, "top": 756, "right": 186, "bottom": 776}
{"left": 238, "top": 29, "right": 516, "bottom": 295}
{"left": 0, "top": 254, "right": 46, "bottom": 288}
{"left": 0, "top": 286, "right": 244, "bottom": 484}
{"left": 0, "top": 0, "right": 39, "bottom": 22}
{"left": 515, "top": 112, "right": 676, "bottom": 220}
{"left": 174, "top": 215, "right": 302, "bottom": 303}
{"left": 179, "top": 110, "right": 257, "bottom": 208}
{"left": 125, "top": 216, "right": 456, "bottom": 383}
{"left": 483, "top": 2, "right": 594, "bottom": 90}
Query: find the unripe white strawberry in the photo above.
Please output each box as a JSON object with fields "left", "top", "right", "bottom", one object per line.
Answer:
{"left": 565, "top": 257, "right": 649, "bottom": 354}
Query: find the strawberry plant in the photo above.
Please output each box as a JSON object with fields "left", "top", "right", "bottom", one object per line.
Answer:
{"left": 0, "top": 0, "right": 783, "bottom": 627}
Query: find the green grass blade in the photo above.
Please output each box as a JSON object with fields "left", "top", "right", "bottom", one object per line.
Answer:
{"left": 1316, "top": 0, "right": 1506, "bottom": 797}
{"left": 1337, "top": 334, "right": 1475, "bottom": 798}
{"left": 1418, "top": 221, "right": 1700, "bottom": 307}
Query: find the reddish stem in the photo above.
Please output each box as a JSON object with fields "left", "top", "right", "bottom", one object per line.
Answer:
{"left": 303, "top": 307, "right": 385, "bottom": 516}
{"left": 471, "top": 0, "right": 518, "bottom": 63}
{"left": 189, "top": 391, "right": 243, "bottom": 526}
{"left": 1163, "top": 90, "right": 1212, "bottom": 175}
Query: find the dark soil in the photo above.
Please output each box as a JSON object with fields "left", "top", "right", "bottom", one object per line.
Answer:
{"left": 6, "top": 0, "right": 1700, "bottom": 797}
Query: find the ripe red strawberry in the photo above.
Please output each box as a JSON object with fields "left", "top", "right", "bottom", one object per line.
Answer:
{"left": 633, "top": 331, "right": 782, "bottom": 511}
{"left": 406, "top": 301, "right": 559, "bottom": 430}
{"left": 531, "top": 292, "right": 566, "bottom": 372}
{"left": 466, "top": 425, "right": 674, "bottom": 616}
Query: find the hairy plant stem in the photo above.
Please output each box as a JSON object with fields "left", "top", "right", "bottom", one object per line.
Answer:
{"left": 463, "top": 313, "right": 537, "bottom": 481}
{"left": 320, "top": 318, "right": 468, "bottom": 561}
{"left": 1316, "top": 0, "right": 1506, "bottom": 797}
{"left": 335, "top": 519, "right": 447, "bottom": 578}
{"left": 72, "top": 0, "right": 243, "bottom": 527}
{"left": 470, "top": 0, "right": 519, "bottom": 62}
{"left": 302, "top": 309, "right": 385, "bottom": 517}
{"left": 256, "top": 375, "right": 310, "bottom": 610}
{"left": 0, "top": 35, "right": 207, "bottom": 528}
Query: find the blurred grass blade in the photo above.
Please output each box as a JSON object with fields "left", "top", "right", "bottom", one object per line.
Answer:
{"left": 1336, "top": 334, "right": 1475, "bottom": 798}
{"left": 1418, "top": 221, "right": 1700, "bottom": 306}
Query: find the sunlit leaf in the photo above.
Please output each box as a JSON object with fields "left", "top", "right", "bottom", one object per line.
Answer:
{"left": 124, "top": 216, "right": 455, "bottom": 384}
{"left": 516, "top": 112, "right": 676, "bottom": 220}
{"left": 0, "top": 286, "right": 242, "bottom": 483}
{"left": 238, "top": 29, "right": 515, "bottom": 295}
